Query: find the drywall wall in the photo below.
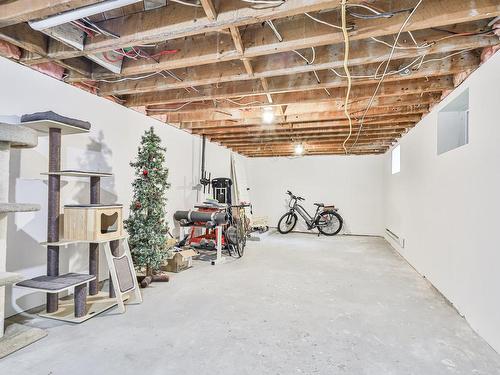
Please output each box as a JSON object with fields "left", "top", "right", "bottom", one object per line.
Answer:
{"left": 246, "top": 155, "right": 385, "bottom": 235}
{"left": 383, "top": 52, "right": 500, "bottom": 353}
{"left": 0, "top": 57, "right": 232, "bottom": 317}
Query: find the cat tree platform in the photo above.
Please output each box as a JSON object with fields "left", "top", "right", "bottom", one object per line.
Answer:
{"left": 0, "top": 121, "right": 45, "bottom": 358}
{"left": 0, "top": 203, "right": 40, "bottom": 213}
{"left": 21, "top": 120, "right": 89, "bottom": 135}
{"left": 16, "top": 273, "right": 96, "bottom": 293}
{"left": 0, "top": 272, "right": 22, "bottom": 287}
{"left": 41, "top": 170, "right": 113, "bottom": 178}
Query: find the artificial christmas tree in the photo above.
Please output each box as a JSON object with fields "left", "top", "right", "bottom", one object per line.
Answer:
{"left": 124, "top": 127, "right": 170, "bottom": 276}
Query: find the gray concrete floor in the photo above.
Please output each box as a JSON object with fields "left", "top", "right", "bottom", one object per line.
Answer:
{"left": 1, "top": 232, "right": 500, "bottom": 374}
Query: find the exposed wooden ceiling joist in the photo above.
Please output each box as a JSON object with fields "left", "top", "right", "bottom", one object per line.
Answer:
{"left": 0, "top": 0, "right": 497, "bottom": 156}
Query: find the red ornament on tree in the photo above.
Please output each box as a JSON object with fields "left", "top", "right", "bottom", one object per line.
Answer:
{"left": 143, "top": 169, "right": 149, "bottom": 176}
{"left": 135, "top": 201, "right": 142, "bottom": 209}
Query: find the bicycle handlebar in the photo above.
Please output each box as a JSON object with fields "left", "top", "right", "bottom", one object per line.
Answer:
{"left": 286, "top": 190, "right": 304, "bottom": 201}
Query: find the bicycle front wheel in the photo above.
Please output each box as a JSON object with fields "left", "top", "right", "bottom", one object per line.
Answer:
{"left": 277, "top": 212, "right": 297, "bottom": 234}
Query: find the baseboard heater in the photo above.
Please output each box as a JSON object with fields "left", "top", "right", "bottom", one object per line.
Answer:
{"left": 385, "top": 228, "right": 405, "bottom": 248}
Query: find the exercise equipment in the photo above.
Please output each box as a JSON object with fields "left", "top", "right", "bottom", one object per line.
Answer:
{"left": 211, "top": 178, "right": 233, "bottom": 204}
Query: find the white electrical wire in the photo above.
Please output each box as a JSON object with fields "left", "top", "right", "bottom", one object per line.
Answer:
{"left": 304, "top": 12, "right": 344, "bottom": 30}
{"left": 147, "top": 101, "right": 196, "bottom": 112}
{"left": 370, "top": 36, "right": 432, "bottom": 50}
{"left": 347, "top": 3, "right": 382, "bottom": 14}
{"left": 340, "top": 0, "right": 353, "bottom": 155}
{"left": 293, "top": 47, "right": 315, "bottom": 64}
{"left": 350, "top": 0, "right": 424, "bottom": 152}
{"left": 240, "top": 0, "right": 284, "bottom": 4}
{"left": 96, "top": 71, "right": 163, "bottom": 83}
{"left": 225, "top": 98, "right": 265, "bottom": 106}
{"left": 266, "top": 20, "right": 283, "bottom": 41}
{"left": 82, "top": 17, "right": 119, "bottom": 38}
{"left": 330, "top": 55, "right": 423, "bottom": 80}
{"left": 170, "top": 0, "right": 202, "bottom": 7}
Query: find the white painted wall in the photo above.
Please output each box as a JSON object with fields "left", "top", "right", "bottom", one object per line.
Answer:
{"left": 246, "top": 155, "right": 385, "bottom": 235}
{"left": 0, "top": 57, "right": 232, "bottom": 317}
{"left": 383, "top": 52, "right": 500, "bottom": 353}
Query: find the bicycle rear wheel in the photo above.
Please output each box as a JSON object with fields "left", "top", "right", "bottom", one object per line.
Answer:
{"left": 317, "top": 211, "right": 343, "bottom": 236}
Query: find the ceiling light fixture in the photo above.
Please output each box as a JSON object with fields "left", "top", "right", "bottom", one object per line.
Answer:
{"left": 29, "top": 0, "right": 142, "bottom": 31}
{"left": 294, "top": 144, "right": 304, "bottom": 155}
{"left": 262, "top": 107, "right": 274, "bottom": 124}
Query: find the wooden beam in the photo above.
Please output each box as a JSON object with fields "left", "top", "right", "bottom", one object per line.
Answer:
{"left": 178, "top": 106, "right": 429, "bottom": 129}
{"left": 0, "top": 0, "right": 104, "bottom": 27}
{"left": 232, "top": 141, "right": 394, "bottom": 150}
{"left": 229, "top": 26, "right": 244, "bottom": 54}
{"left": 125, "top": 76, "right": 452, "bottom": 107}
{"left": 200, "top": 0, "right": 218, "bottom": 21}
{"left": 244, "top": 150, "right": 387, "bottom": 157}
{"left": 100, "top": 49, "right": 480, "bottom": 99}
{"left": 207, "top": 126, "right": 414, "bottom": 141}
{"left": 152, "top": 93, "right": 437, "bottom": 120}
{"left": 82, "top": 0, "right": 357, "bottom": 55}
{"left": 260, "top": 77, "right": 273, "bottom": 104}
{"left": 0, "top": 23, "right": 48, "bottom": 56}
{"left": 87, "top": 22, "right": 496, "bottom": 81}
{"left": 30, "top": 0, "right": 499, "bottom": 65}
{"left": 203, "top": 122, "right": 413, "bottom": 134}
{"left": 242, "top": 58, "right": 254, "bottom": 76}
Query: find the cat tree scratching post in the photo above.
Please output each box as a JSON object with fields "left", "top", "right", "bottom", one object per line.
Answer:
{"left": 47, "top": 128, "right": 61, "bottom": 313}
{"left": 89, "top": 176, "right": 100, "bottom": 296}
{"left": 0, "top": 123, "right": 46, "bottom": 358}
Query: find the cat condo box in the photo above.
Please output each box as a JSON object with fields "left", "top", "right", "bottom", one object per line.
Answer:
{"left": 63, "top": 204, "right": 123, "bottom": 242}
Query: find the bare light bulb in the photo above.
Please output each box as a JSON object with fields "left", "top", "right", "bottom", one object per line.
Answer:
{"left": 294, "top": 144, "right": 304, "bottom": 155}
{"left": 262, "top": 108, "right": 274, "bottom": 124}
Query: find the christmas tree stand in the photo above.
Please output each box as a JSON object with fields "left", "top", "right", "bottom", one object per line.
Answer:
{"left": 0, "top": 122, "right": 46, "bottom": 358}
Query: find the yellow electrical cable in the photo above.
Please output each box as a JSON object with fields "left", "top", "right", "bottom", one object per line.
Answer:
{"left": 340, "top": 0, "right": 353, "bottom": 155}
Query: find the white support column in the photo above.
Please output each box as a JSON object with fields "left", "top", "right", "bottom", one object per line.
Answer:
{"left": 0, "top": 142, "right": 11, "bottom": 338}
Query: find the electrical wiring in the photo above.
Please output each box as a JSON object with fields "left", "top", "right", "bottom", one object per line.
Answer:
{"left": 169, "top": 0, "right": 202, "bottom": 7}
{"left": 339, "top": 0, "right": 353, "bottom": 155}
{"left": 417, "top": 48, "right": 475, "bottom": 67}
{"left": 304, "top": 12, "right": 345, "bottom": 31}
{"left": 330, "top": 55, "right": 423, "bottom": 80}
{"left": 350, "top": 0, "right": 424, "bottom": 153}
{"left": 346, "top": 4, "right": 413, "bottom": 19}
{"left": 370, "top": 36, "right": 432, "bottom": 49}
{"left": 82, "top": 17, "right": 119, "bottom": 38}
{"left": 240, "top": 0, "right": 284, "bottom": 4}
{"left": 71, "top": 20, "right": 96, "bottom": 37}
{"left": 312, "top": 70, "right": 321, "bottom": 84}
{"left": 407, "top": 31, "right": 419, "bottom": 46}
{"left": 147, "top": 101, "right": 196, "bottom": 112}
{"left": 265, "top": 20, "right": 318, "bottom": 73}
{"left": 266, "top": 20, "right": 283, "bottom": 42}
{"left": 293, "top": 47, "right": 315, "bottom": 64}
{"left": 239, "top": 0, "right": 285, "bottom": 10}
{"left": 224, "top": 98, "right": 264, "bottom": 106}
{"left": 96, "top": 71, "right": 164, "bottom": 83}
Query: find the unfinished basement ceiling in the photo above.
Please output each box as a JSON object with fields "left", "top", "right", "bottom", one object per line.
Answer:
{"left": 0, "top": 0, "right": 499, "bottom": 157}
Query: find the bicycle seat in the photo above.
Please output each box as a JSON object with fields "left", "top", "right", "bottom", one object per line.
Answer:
{"left": 314, "top": 203, "right": 324, "bottom": 207}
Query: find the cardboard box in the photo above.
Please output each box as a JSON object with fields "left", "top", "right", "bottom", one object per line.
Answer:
{"left": 164, "top": 249, "right": 197, "bottom": 273}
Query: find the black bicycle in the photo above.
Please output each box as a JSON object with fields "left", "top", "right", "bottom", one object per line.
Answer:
{"left": 277, "top": 191, "right": 343, "bottom": 236}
